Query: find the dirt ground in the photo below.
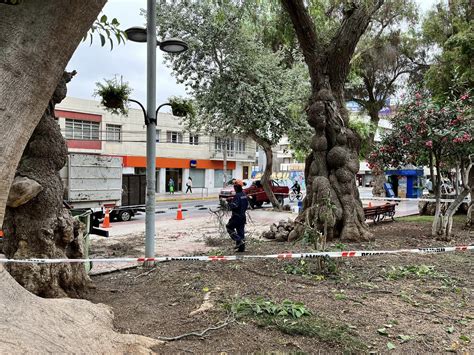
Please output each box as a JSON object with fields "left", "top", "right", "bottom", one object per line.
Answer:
{"left": 85, "top": 212, "right": 473, "bottom": 353}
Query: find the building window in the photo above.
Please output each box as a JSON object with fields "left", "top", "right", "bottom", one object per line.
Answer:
{"left": 156, "top": 129, "right": 161, "bottom": 143}
{"left": 236, "top": 138, "right": 246, "bottom": 154}
{"left": 106, "top": 124, "right": 121, "bottom": 142}
{"left": 189, "top": 134, "right": 199, "bottom": 145}
{"left": 215, "top": 137, "right": 223, "bottom": 152}
{"left": 65, "top": 119, "right": 99, "bottom": 140}
{"left": 167, "top": 131, "right": 183, "bottom": 143}
{"left": 214, "top": 137, "right": 236, "bottom": 156}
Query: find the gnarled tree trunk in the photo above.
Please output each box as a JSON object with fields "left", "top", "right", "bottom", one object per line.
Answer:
{"left": 3, "top": 72, "right": 90, "bottom": 298}
{"left": 372, "top": 165, "right": 386, "bottom": 197}
{"left": 249, "top": 133, "right": 281, "bottom": 209}
{"left": 0, "top": 0, "right": 106, "bottom": 229}
{"left": 282, "top": 0, "right": 384, "bottom": 241}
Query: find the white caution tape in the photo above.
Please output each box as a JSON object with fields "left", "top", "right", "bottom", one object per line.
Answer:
{"left": 0, "top": 245, "right": 471, "bottom": 264}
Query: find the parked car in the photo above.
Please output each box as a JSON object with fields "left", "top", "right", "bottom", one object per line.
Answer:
{"left": 219, "top": 179, "right": 289, "bottom": 208}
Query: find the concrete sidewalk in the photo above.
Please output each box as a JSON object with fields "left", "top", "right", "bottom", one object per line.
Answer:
{"left": 156, "top": 191, "right": 218, "bottom": 202}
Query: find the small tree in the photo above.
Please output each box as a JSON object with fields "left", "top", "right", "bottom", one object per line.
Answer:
{"left": 155, "top": 1, "right": 308, "bottom": 208}
{"left": 368, "top": 92, "right": 473, "bottom": 239}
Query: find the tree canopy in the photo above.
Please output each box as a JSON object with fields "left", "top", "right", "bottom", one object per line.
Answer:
{"left": 422, "top": 0, "right": 473, "bottom": 102}
{"left": 368, "top": 91, "right": 473, "bottom": 172}
{"left": 154, "top": 1, "right": 309, "bottom": 207}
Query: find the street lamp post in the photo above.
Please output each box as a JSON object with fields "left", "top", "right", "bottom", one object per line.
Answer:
{"left": 125, "top": 1, "right": 187, "bottom": 260}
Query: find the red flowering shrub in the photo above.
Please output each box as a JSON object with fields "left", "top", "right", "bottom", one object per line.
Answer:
{"left": 368, "top": 92, "right": 473, "bottom": 170}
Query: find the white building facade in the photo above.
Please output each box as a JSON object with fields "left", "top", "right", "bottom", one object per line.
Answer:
{"left": 56, "top": 97, "right": 256, "bottom": 194}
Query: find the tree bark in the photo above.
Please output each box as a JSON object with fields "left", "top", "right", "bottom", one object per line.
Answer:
{"left": 469, "top": 163, "right": 474, "bottom": 225}
{"left": 0, "top": 0, "right": 106, "bottom": 229}
{"left": 432, "top": 153, "right": 442, "bottom": 236}
{"left": 372, "top": 165, "right": 386, "bottom": 197}
{"left": 3, "top": 72, "right": 90, "bottom": 298}
{"left": 282, "top": 0, "right": 383, "bottom": 241}
{"left": 249, "top": 133, "right": 281, "bottom": 209}
{"left": 437, "top": 161, "right": 472, "bottom": 239}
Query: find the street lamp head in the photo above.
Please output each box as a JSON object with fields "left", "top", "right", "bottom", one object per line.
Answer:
{"left": 125, "top": 27, "right": 188, "bottom": 54}
{"left": 159, "top": 38, "right": 188, "bottom": 54}
{"left": 125, "top": 26, "right": 147, "bottom": 43}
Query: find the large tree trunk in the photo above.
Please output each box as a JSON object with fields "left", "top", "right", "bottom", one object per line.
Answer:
{"left": 0, "top": 0, "right": 106, "bottom": 228}
{"left": 262, "top": 145, "right": 281, "bottom": 209}
{"left": 282, "top": 0, "right": 383, "bottom": 241}
{"left": 3, "top": 72, "right": 90, "bottom": 298}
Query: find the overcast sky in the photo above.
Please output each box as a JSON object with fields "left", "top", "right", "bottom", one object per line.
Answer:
{"left": 66, "top": 0, "right": 438, "bottom": 106}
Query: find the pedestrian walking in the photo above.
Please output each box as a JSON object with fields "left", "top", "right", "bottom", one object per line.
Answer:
{"left": 168, "top": 178, "right": 175, "bottom": 194}
{"left": 186, "top": 176, "right": 193, "bottom": 193}
{"left": 226, "top": 179, "right": 248, "bottom": 252}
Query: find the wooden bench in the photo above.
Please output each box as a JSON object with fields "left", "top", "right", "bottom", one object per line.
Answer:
{"left": 364, "top": 203, "right": 396, "bottom": 224}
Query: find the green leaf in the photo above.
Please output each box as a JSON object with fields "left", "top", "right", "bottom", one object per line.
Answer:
{"left": 100, "top": 14, "right": 107, "bottom": 23}
{"left": 99, "top": 34, "right": 106, "bottom": 47}
{"left": 111, "top": 17, "right": 120, "bottom": 26}
{"left": 377, "top": 328, "right": 388, "bottom": 336}
{"left": 278, "top": 309, "right": 288, "bottom": 316}
{"left": 446, "top": 326, "right": 455, "bottom": 334}
{"left": 459, "top": 335, "right": 470, "bottom": 343}
{"left": 398, "top": 334, "right": 412, "bottom": 343}
{"left": 202, "top": 287, "right": 209, "bottom": 292}
{"left": 387, "top": 342, "right": 396, "bottom": 350}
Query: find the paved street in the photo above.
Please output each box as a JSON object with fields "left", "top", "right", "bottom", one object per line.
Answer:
{"left": 106, "top": 187, "right": 420, "bottom": 237}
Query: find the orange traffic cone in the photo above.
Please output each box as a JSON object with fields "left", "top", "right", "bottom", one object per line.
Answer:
{"left": 176, "top": 203, "right": 184, "bottom": 220}
{"left": 368, "top": 202, "right": 372, "bottom": 207}
{"left": 101, "top": 208, "right": 111, "bottom": 228}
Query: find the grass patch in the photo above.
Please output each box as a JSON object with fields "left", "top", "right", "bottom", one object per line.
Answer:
{"left": 255, "top": 315, "right": 366, "bottom": 352}
{"left": 207, "top": 249, "right": 225, "bottom": 256}
{"left": 397, "top": 215, "right": 466, "bottom": 223}
{"left": 224, "top": 297, "right": 365, "bottom": 351}
{"left": 282, "top": 260, "right": 326, "bottom": 281}
{"left": 283, "top": 258, "right": 340, "bottom": 279}
{"left": 385, "top": 265, "right": 439, "bottom": 280}
{"left": 226, "top": 297, "right": 311, "bottom": 319}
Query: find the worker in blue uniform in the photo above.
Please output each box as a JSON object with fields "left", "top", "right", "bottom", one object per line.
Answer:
{"left": 226, "top": 179, "right": 248, "bottom": 252}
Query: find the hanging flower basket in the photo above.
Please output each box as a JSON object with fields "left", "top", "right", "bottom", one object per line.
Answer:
{"left": 94, "top": 76, "right": 132, "bottom": 115}
{"left": 168, "top": 96, "right": 195, "bottom": 118}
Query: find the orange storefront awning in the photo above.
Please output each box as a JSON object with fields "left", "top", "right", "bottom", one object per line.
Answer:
{"left": 122, "top": 156, "right": 236, "bottom": 170}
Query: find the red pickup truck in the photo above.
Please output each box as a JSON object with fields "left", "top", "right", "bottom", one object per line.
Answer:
{"left": 219, "top": 179, "right": 289, "bottom": 208}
